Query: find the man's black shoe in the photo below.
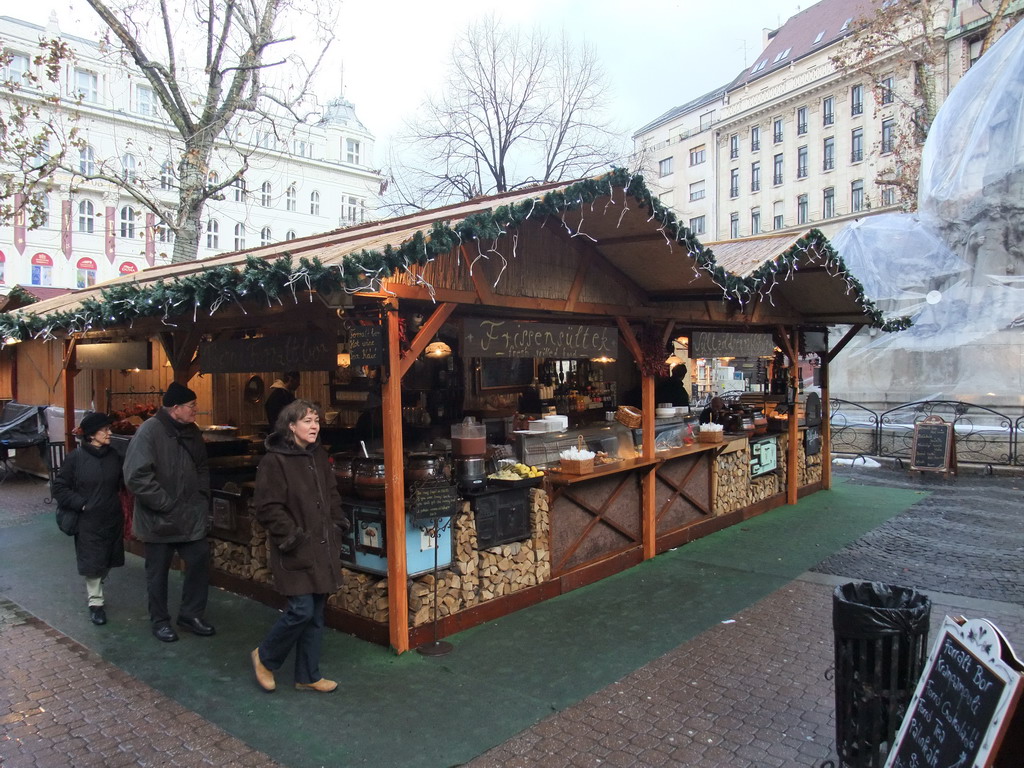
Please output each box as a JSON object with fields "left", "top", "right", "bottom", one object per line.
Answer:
{"left": 153, "top": 624, "right": 179, "bottom": 643}
{"left": 176, "top": 616, "right": 216, "bottom": 636}
{"left": 89, "top": 606, "right": 107, "bottom": 625}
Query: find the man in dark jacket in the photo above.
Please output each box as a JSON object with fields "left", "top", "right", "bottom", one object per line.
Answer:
{"left": 124, "top": 382, "right": 214, "bottom": 643}
{"left": 264, "top": 371, "right": 300, "bottom": 433}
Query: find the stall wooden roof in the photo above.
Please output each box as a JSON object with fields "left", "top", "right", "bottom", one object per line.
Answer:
{"left": 2, "top": 169, "right": 903, "bottom": 341}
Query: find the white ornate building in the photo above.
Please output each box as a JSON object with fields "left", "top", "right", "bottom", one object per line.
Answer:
{"left": 0, "top": 13, "right": 382, "bottom": 292}
{"left": 633, "top": 0, "right": 1021, "bottom": 242}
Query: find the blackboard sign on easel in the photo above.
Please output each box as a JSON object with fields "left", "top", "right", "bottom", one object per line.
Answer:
{"left": 910, "top": 415, "right": 957, "bottom": 475}
{"left": 885, "top": 616, "right": 1024, "bottom": 768}
{"left": 348, "top": 326, "right": 383, "bottom": 367}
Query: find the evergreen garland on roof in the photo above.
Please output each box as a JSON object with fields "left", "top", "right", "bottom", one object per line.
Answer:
{"left": 0, "top": 167, "right": 908, "bottom": 344}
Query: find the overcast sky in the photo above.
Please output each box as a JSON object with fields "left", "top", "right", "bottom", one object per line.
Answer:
{"left": 18, "top": 0, "right": 807, "bottom": 156}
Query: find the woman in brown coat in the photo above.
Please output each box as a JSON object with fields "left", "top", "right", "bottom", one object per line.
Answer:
{"left": 251, "top": 399, "right": 349, "bottom": 693}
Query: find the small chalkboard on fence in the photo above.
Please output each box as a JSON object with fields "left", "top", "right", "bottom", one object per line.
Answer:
{"left": 885, "top": 616, "right": 1024, "bottom": 768}
{"left": 409, "top": 479, "right": 458, "bottom": 521}
{"left": 348, "top": 326, "right": 383, "bottom": 367}
{"left": 910, "top": 415, "right": 956, "bottom": 475}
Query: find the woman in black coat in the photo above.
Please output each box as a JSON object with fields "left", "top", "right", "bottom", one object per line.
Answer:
{"left": 251, "top": 398, "right": 349, "bottom": 694}
{"left": 51, "top": 412, "right": 125, "bottom": 626}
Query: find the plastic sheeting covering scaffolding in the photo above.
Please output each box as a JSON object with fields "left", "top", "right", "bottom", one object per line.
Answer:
{"left": 828, "top": 20, "right": 1024, "bottom": 406}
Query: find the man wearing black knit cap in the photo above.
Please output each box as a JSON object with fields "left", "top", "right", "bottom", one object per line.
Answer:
{"left": 124, "top": 381, "right": 214, "bottom": 643}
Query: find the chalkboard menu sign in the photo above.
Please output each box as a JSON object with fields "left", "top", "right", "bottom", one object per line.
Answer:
{"left": 200, "top": 332, "right": 334, "bottom": 373}
{"left": 77, "top": 340, "right": 152, "bottom": 370}
{"left": 690, "top": 331, "right": 774, "bottom": 359}
{"left": 886, "top": 617, "right": 1023, "bottom": 768}
{"left": 463, "top": 319, "right": 618, "bottom": 360}
{"left": 910, "top": 416, "right": 956, "bottom": 474}
{"left": 409, "top": 479, "right": 458, "bottom": 521}
{"left": 348, "top": 326, "right": 383, "bottom": 367}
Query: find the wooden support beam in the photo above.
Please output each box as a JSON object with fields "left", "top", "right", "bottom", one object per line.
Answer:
{"left": 62, "top": 338, "right": 78, "bottom": 448}
{"left": 786, "top": 327, "right": 800, "bottom": 506}
{"left": 399, "top": 303, "right": 456, "bottom": 379}
{"left": 461, "top": 244, "right": 495, "bottom": 306}
{"left": 821, "top": 348, "right": 832, "bottom": 491}
{"left": 824, "top": 324, "right": 863, "bottom": 365}
{"left": 381, "top": 300, "right": 410, "bottom": 654}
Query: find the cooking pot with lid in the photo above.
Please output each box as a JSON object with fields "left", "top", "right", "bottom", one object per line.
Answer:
{"left": 354, "top": 454, "right": 387, "bottom": 500}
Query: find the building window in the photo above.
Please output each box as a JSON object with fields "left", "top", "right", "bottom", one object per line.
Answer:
{"left": 797, "top": 194, "right": 808, "bottom": 225}
{"left": 78, "top": 200, "right": 96, "bottom": 233}
{"left": 750, "top": 125, "right": 761, "bottom": 152}
{"left": 823, "top": 187, "right": 835, "bottom": 219}
{"left": 286, "top": 229, "right": 297, "bottom": 241}
{"left": 879, "top": 75, "right": 894, "bottom": 105}
{"left": 796, "top": 107, "right": 808, "bottom": 136}
{"left": 346, "top": 138, "right": 361, "bottom": 164}
{"left": 33, "top": 193, "right": 50, "bottom": 228}
{"left": 119, "top": 206, "right": 137, "bottom": 238}
{"left": 689, "top": 216, "right": 705, "bottom": 235}
{"left": 79, "top": 145, "right": 95, "bottom": 176}
{"left": 689, "top": 145, "right": 706, "bottom": 166}
{"left": 260, "top": 226, "right": 273, "bottom": 246}
{"left": 286, "top": 184, "right": 297, "bottom": 212}
{"left": 730, "top": 212, "right": 739, "bottom": 239}
{"left": 658, "top": 157, "right": 674, "bottom": 177}
{"left": 31, "top": 262, "right": 52, "bottom": 287}
{"left": 310, "top": 191, "right": 320, "bottom": 215}
{"left": 881, "top": 119, "right": 895, "bottom": 154}
{"left": 773, "top": 201, "right": 784, "bottom": 231}
{"left": 773, "top": 154, "right": 783, "bottom": 186}
{"left": 76, "top": 264, "right": 96, "bottom": 289}
{"left": 773, "top": 118, "right": 783, "bottom": 144}
{"left": 881, "top": 187, "right": 896, "bottom": 207}
{"left": 751, "top": 161, "right": 761, "bottom": 192}
{"left": 851, "top": 84, "right": 864, "bottom": 116}
{"left": 730, "top": 169, "right": 740, "bottom": 198}
{"left": 797, "top": 145, "right": 808, "bottom": 178}
{"left": 293, "top": 139, "right": 311, "bottom": 158}
{"left": 729, "top": 134, "right": 739, "bottom": 159}
{"left": 968, "top": 37, "right": 983, "bottom": 68}
{"left": 699, "top": 111, "right": 713, "bottom": 130}
{"left": 2, "top": 52, "right": 31, "bottom": 84}
{"left": 260, "top": 181, "right": 272, "bottom": 207}
{"left": 851, "top": 179, "right": 864, "bottom": 212}
{"left": 121, "top": 153, "right": 137, "bottom": 183}
{"left": 346, "top": 196, "right": 364, "bottom": 222}
{"left": 74, "top": 69, "right": 98, "bottom": 102}
{"left": 136, "top": 85, "right": 157, "bottom": 116}
{"left": 206, "top": 219, "right": 219, "bottom": 249}
{"left": 688, "top": 180, "right": 705, "bottom": 201}
{"left": 751, "top": 208, "right": 761, "bottom": 235}
{"left": 156, "top": 221, "right": 174, "bottom": 243}
{"left": 822, "top": 96, "right": 834, "bottom": 126}
{"left": 823, "top": 137, "right": 835, "bottom": 171}
{"left": 207, "top": 171, "right": 219, "bottom": 188}
{"left": 160, "top": 160, "right": 175, "bottom": 190}
{"left": 851, "top": 128, "right": 864, "bottom": 162}
{"left": 233, "top": 223, "right": 245, "bottom": 250}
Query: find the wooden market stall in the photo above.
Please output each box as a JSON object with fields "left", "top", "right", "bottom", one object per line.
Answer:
{"left": 0, "top": 169, "right": 904, "bottom": 653}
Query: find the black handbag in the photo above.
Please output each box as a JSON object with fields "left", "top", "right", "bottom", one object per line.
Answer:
{"left": 56, "top": 505, "right": 80, "bottom": 536}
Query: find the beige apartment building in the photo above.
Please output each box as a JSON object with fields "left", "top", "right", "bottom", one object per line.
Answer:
{"left": 634, "top": 0, "right": 1021, "bottom": 241}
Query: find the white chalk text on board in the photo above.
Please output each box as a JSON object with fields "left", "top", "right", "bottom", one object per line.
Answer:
{"left": 199, "top": 332, "right": 335, "bottom": 374}
{"left": 886, "top": 617, "right": 1023, "bottom": 768}
{"left": 690, "top": 331, "right": 775, "bottom": 359}
{"left": 463, "top": 320, "right": 618, "bottom": 359}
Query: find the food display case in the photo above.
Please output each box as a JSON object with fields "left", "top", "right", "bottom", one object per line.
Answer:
{"left": 513, "top": 422, "right": 634, "bottom": 468}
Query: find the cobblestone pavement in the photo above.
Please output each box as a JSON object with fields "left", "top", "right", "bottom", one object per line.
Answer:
{"left": 1, "top": 466, "right": 1022, "bottom": 767}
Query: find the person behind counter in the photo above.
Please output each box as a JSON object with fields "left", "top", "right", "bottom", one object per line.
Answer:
{"left": 251, "top": 398, "right": 350, "bottom": 694}
{"left": 699, "top": 396, "right": 727, "bottom": 425}
{"left": 51, "top": 412, "right": 125, "bottom": 626}
{"left": 123, "top": 381, "right": 214, "bottom": 643}
{"left": 654, "top": 364, "right": 690, "bottom": 407}
{"left": 265, "top": 371, "right": 300, "bottom": 433}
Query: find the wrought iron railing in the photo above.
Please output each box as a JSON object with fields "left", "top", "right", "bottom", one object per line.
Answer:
{"left": 828, "top": 399, "right": 1020, "bottom": 470}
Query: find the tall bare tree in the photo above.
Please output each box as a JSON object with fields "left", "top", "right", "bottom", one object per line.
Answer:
{"left": 5, "top": 0, "right": 334, "bottom": 263}
{"left": 386, "top": 15, "right": 622, "bottom": 212}
{"left": 830, "top": 0, "right": 948, "bottom": 205}
{"left": 0, "top": 39, "right": 78, "bottom": 228}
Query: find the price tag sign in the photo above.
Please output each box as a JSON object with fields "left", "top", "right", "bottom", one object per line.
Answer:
{"left": 409, "top": 479, "right": 458, "bottom": 521}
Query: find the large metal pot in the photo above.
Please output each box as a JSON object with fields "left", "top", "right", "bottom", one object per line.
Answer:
{"left": 405, "top": 452, "right": 444, "bottom": 489}
{"left": 331, "top": 452, "right": 357, "bottom": 496}
{"left": 353, "top": 454, "right": 387, "bottom": 500}
{"left": 455, "top": 456, "right": 487, "bottom": 492}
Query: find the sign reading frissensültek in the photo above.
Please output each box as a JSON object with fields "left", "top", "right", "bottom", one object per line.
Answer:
{"left": 463, "top": 320, "right": 618, "bottom": 359}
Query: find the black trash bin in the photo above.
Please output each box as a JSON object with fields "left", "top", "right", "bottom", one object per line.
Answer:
{"left": 832, "top": 581, "right": 931, "bottom": 768}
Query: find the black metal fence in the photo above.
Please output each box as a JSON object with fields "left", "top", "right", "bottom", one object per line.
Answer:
{"left": 829, "top": 398, "right": 1023, "bottom": 471}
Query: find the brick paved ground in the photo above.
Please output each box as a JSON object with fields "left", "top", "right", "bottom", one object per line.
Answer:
{"left": 1, "top": 466, "right": 1022, "bottom": 767}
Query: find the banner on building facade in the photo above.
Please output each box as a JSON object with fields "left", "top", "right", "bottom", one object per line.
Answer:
{"left": 105, "top": 206, "right": 116, "bottom": 263}
{"left": 61, "top": 200, "right": 73, "bottom": 258}
{"left": 13, "top": 193, "right": 26, "bottom": 255}
{"left": 145, "top": 212, "right": 156, "bottom": 265}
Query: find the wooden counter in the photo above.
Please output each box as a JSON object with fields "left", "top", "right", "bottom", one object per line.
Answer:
{"left": 544, "top": 456, "right": 660, "bottom": 486}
